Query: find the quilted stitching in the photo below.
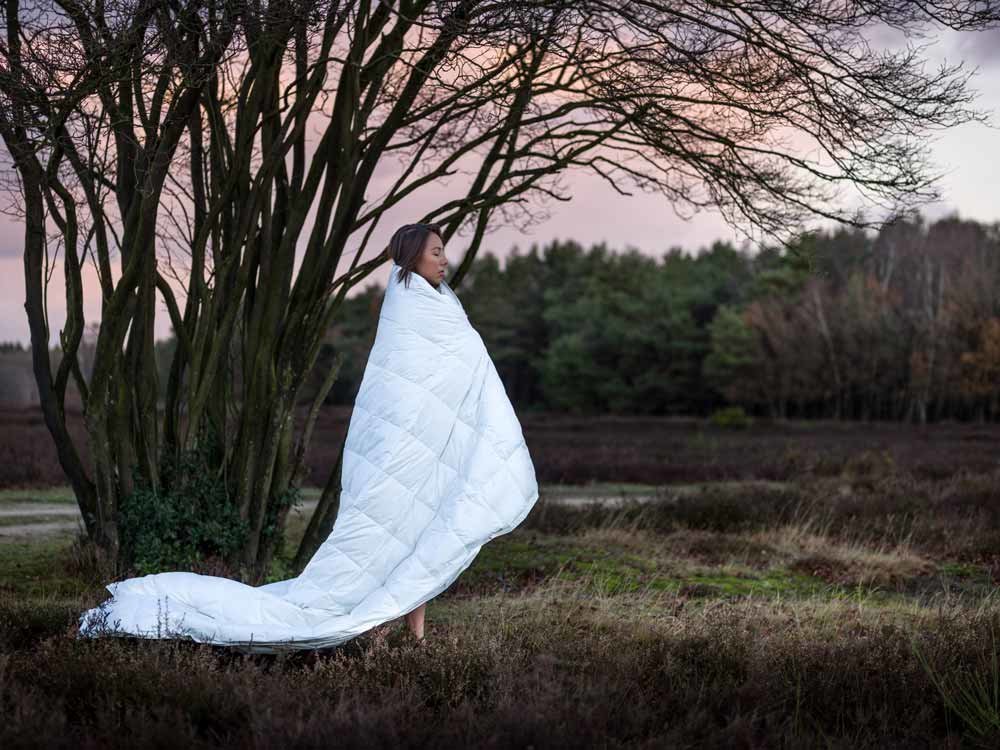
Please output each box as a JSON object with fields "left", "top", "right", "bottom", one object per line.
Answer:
{"left": 303, "top": 338, "right": 526, "bottom": 604}
{"left": 335, "top": 438, "right": 517, "bottom": 586}
{"left": 304, "top": 445, "right": 437, "bottom": 585}
{"left": 300, "top": 359, "right": 523, "bottom": 603}
{"left": 362, "top": 359, "right": 525, "bottom": 464}
{"left": 378, "top": 314, "right": 476, "bottom": 374}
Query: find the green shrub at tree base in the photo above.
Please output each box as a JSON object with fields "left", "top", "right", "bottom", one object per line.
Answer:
{"left": 710, "top": 406, "right": 752, "bottom": 429}
{"left": 117, "top": 437, "right": 250, "bottom": 576}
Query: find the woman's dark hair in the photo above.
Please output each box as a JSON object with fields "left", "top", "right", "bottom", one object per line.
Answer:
{"left": 388, "top": 222, "right": 444, "bottom": 288}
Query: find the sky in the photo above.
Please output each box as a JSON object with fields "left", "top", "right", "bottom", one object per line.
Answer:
{"left": 1, "top": 24, "right": 999, "bottom": 348}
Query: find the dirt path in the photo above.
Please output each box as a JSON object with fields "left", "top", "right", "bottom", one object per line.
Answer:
{"left": 0, "top": 521, "right": 84, "bottom": 537}
{"left": 0, "top": 503, "right": 84, "bottom": 518}
{"left": 539, "top": 479, "right": 788, "bottom": 507}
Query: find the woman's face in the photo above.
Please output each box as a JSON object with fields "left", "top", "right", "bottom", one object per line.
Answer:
{"left": 414, "top": 231, "right": 447, "bottom": 288}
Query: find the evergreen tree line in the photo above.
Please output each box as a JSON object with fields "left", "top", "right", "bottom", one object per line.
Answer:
{"left": 309, "top": 213, "right": 1000, "bottom": 423}
{"left": 10, "top": 212, "right": 991, "bottom": 421}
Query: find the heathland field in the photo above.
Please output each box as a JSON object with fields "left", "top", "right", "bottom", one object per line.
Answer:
{"left": 3, "top": 411, "right": 1000, "bottom": 747}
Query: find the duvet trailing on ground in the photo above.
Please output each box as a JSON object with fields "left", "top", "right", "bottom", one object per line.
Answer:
{"left": 77, "top": 262, "right": 539, "bottom": 652}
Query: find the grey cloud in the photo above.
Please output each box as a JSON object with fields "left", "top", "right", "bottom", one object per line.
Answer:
{"left": 953, "top": 28, "right": 1000, "bottom": 68}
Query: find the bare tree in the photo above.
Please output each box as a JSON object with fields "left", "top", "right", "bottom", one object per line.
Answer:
{"left": 2, "top": 0, "right": 999, "bottom": 579}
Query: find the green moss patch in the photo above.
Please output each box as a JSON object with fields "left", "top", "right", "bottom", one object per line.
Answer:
{"left": 0, "top": 487, "right": 78, "bottom": 504}
{"left": 0, "top": 537, "right": 88, "bottom": 598}
{"left": 454, "top": 533, "right": 838, "bottom": 600}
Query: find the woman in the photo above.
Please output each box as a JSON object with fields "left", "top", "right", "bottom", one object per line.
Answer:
{"left": 386, "top": 222, "right": 449, "bottom": 640}
{"left": 77, "top": 221, "right": 539, "bottom": 652}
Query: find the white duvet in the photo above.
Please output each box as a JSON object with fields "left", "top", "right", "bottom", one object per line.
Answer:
{"left": 77, "top": 261, "right": 539, "bottom": 652}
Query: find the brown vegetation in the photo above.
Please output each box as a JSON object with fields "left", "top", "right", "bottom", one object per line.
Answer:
{"left": 7, "top": 406, "right": 1000, "bottom": 490}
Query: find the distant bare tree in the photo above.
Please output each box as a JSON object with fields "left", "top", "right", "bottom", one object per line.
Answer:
{"left": 2, "top": 0, "right": 999, "bottom": 577}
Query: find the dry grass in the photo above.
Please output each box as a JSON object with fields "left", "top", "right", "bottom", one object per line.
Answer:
{"left": 4, "top": 465, "right": 1000, "bottom": 747}
{"left": 5, "top": 570, "right": 999, "bottom": 748}
{"left": 753, "top": 520, "right": 935, "bottom": 587}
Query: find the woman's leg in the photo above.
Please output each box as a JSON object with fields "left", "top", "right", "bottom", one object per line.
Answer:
{"left": 404, "top": 602, "right": 426, "bottom": 640}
